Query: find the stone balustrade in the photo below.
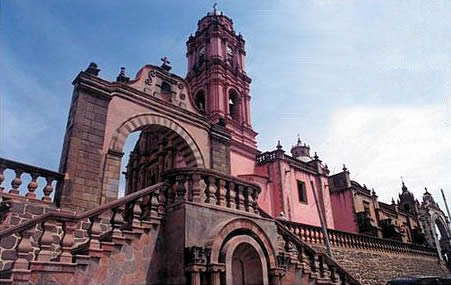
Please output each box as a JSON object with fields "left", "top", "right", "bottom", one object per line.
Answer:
{"left": 0, "top": 182, "right": 167, "bottom": 279}
{"left": 275, "top": 219, "right": 360, "bottom": 285}
{"left": 0, "top": 158, "right": 64, "bottom": 202}
{"left": 163, "top": 167, "right": 261, "bottom": 214}
{"left": 279, "top": 220, "right": 437, "bottom": 256}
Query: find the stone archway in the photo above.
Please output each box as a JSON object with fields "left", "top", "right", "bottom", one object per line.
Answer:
{"left": 432, "top": 214, "right": 451, "bottom": 261}
{"left": 221, "top": 235, "right": 268, "bottom": 285}
{"left": 101, "top": 113, "right": 205, "bottom": 203}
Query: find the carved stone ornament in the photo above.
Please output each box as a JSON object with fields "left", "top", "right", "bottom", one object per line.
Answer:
{"left": 185, "top": 246, "right": 211, "bottom": 265}
{"left": 149, "top": 70, "right": 156, "bottom": 77}
{"left": 178, "top": 82, "right": 184, "bottom": 90}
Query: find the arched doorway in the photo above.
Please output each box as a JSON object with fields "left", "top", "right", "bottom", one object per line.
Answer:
{"left": 232, "top": 243, "right": 264, "bottom": 285}
{"left": 220, "top": 235, "right": 270, "bottom": 285}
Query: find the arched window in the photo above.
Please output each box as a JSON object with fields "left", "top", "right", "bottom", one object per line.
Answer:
{"left": 198, "top": 46, "right": 205, "bottom": 65}
{"left": 229, "top": 89, "right": 239, "bottom": 121}
{"left": 161, "top": 81, "right": 171, "bottom": 93}
{"left": 194, "top": 90, "right": 206, "bottom": 113}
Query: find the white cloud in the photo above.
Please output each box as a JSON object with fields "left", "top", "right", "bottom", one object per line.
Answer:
{"left": 318, "top": 104, "right": 451, "bottom": 209}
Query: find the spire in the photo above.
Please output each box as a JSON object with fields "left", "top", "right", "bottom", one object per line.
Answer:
{"left": 276, "top": 140, "right": 283, "bottom": 151}
{"left": 424, "top": 187, "right": 430, "bottom": 195}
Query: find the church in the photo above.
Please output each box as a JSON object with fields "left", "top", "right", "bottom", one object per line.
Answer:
{"left": 0, "top": 7, "right": 449, "bottom": 285}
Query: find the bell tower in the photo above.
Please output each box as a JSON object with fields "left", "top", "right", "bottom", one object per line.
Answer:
{"left": 186, "top": 6, "right": 258, "bottom": 175}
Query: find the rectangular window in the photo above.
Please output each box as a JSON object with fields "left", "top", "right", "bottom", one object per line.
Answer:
{"left": 297, "top": 181, "right": 307, "bottom": 203}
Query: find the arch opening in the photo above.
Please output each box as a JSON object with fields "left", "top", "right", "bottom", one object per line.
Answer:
{"left": 103, "top": 113, "right": 205, "bottom": 203}
{"left": 194, "top": 90, "right": 206, "bottom": 113}
{"left": 232, "top": 243, "right": 264, "bottom": 285}
{"left": 228, "top": 90, "right": 240, "bottom": 121}
{"left": 123, "top": 124, "right": 197, "bottom": 195}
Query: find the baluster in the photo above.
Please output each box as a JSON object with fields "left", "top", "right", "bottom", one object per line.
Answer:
{"left": 305, "top": 228, "right": 312, "bottom": 243}
{"left": 228, "top": 182, "right": 236, "bottom": 209}
{"left": 243, "top": 187, "right": 250, "bottom": 212}
{"left": 251, "top": 188, "right": 258, "bottom": 214}
{"left": 111, "top": 206, "right": 125, "bottom": 240}
{"left": 186, "top": 174, "right": 193, "bottom": 202}
{"left": 236, "top": 185, "right": 245, "bottom": 211}
{"left": 132, "top": 198, "right": 143, "bottom": 228}
{"left": 300, "top": 227, "right": 305, "bottom": 241}
{"left": 0, "top": 164, "right": 5, "bottom": 191}
{"left": 247, "top": 187, "right": 255, "bottom": 213}
{"left": 167, "top": 177, "right": 176, "bottom": 204}
{"left": 206, "top": 176, "right": 217, "bottom": 205}
{"left": 60, "top": 221, "right": 77, "bottom": 263}
{"left": 15, "top": 228, "right": 34, "bottom": 270}
{"left": 312, "top": 228, "right": 317, "bottom": 243}
{"left": 42, "top": 177, "right": 55, "bottom": 201}
{"left": 25, "top": 173, "right": 39, "bottom": 199}
{"left": 217, "top": 179, "right": 226, "bottom": 207}
{"left": 158, "top": 186, "right": 168, "bottom": 215}
{"left": 175, "top": 175, "right": 187, "bottom": 202}
{"left": 9, "top": 169, "right": 23, "bottom": 195}
{"left": 191, "top": 174, "right": 202, "bottom": 203}
{"left": 37, "top": 220, "right": 55, "bottom": 261}
{"left": 140, "top": 193, "right": 151, "bottom": 220}
{"left": 330, "top": 265, "right": 338, "bottom": 283}
{"left": 88, "top": 216, "right": 102, "bottom": 256}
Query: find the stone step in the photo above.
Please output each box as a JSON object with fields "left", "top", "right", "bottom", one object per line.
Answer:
{"left": 100, "top": 241, "right": 115, "bottom": 254}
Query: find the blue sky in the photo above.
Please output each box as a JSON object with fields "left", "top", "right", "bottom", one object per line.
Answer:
{"left": 1, "top": 0, "right": 450, "bottom": 209}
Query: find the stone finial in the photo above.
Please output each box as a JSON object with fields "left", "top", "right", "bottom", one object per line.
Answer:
{"left": 116, "top": 67, "right": 130, "bottom": 83}
{"left": 371, "top": 188, "right": 377, "bottom": 197}
{"left": 391, "top": 198, "right": 395, "bottom": 205}
{"left": 314, "top": 152, "right": 319, "bottom": 160}
{"left": 276, "top": 140, "right": 283, "bottom": 150}
{"left": 424, "top": 187, "right": 430, "bottom": 195}
{"left": 85, "top": 62, "right": 100, "bottom": 76}
{"left": 160, "top": 56, "right": 172, "bottom": 71}
{"left": 342, "top": 164, "right": 348, "bottom": 172}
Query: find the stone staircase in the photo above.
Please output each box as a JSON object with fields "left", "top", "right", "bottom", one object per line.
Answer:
{"left": 278, "top": 220, "right": 449, "bottom": 284}
{"left": 0, "top": 182, "right": 167, "bottom": 284}
{"left": 0, "top": 166, "right": 362, "bottom": 285}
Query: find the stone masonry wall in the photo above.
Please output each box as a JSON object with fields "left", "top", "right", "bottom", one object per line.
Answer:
{"left": 30, "top": 226, "right": 162, "bottom": 285}
{"left": 313, "top": 245, "right": 449, "bottom": 285}
{"left": 58, "top": 86, "right": 111, "bottom": 211}
{"left": 210, "top": 124, "right": 231, "bottom": 174}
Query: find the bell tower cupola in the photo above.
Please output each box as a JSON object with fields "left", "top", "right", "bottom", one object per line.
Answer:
{"left": 186, "top": 5, "right": 257, "bottom": 172}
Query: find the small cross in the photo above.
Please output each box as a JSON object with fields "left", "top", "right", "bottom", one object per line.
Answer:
{"left": 213, "top": 3, "right": 218, "bottom": 10}
{"left": 161, "top": 57, "right": 170, "bottom": 66}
